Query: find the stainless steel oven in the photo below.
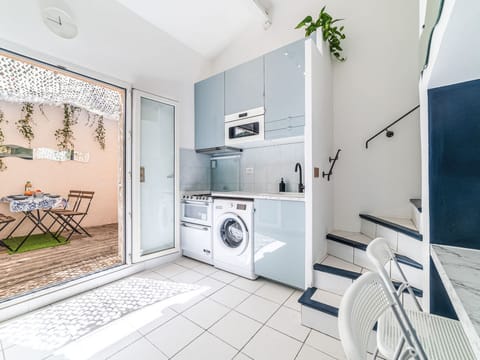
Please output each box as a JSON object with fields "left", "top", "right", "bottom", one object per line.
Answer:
{"left": 225, "top": 107, "right": 264, "bottom": 146}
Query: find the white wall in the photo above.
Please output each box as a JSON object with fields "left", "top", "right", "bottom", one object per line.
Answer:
{"left": 0, "top": 0, "right": 211, "bottom": 150}
{"left": 210, "top": 0, "right": 421, "bottom": 231}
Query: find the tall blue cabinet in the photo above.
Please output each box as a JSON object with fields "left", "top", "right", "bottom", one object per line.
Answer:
{"left": 264, "top": 40, "right": 305, "bottom": 139}
{"left": 194, "top": 72, "right": 225, "bottom": 150}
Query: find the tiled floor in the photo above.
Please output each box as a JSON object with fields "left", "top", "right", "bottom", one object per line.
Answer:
{"left": 0, "top": 256, "right": 346, "bottom": 360}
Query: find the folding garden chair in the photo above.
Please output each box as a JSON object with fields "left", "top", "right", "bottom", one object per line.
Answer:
{"left": 0, "top": 213, "right": 16, "bottom": 251}
{"left": 49, "top": 190, "right": 95, "bottom": 241}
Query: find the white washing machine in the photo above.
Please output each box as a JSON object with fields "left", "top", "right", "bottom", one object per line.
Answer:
{"left": 213, "top": 198, "right": 257, "bottom": 279}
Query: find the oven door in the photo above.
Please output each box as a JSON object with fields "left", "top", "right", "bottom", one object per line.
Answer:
{"left": 225, "top": 115, "right": 264, "bottom": 146}
{"left": 181, "top": 201, "right": 212, "bottom": 226}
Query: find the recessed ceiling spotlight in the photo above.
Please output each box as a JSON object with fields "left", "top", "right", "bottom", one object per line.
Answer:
{"left": 42, "top": 6, "right": 78, "bottom": 39}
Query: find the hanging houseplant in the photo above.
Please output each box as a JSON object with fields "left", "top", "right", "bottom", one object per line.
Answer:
{"left": 16, "top": 102, "right": 35, "bottom": 146}
{"left": 55, "top": 104, "right": 79, "bottom": 151}
{"left": 295, "top": 6, "right": 346, "bottom": 62}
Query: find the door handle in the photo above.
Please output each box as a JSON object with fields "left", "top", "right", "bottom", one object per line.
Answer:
{"left": 140, "top": 166, "right": 145, "bottom": 183}
{"left": 181, "top": 222, "right": 209, "bottom": 231}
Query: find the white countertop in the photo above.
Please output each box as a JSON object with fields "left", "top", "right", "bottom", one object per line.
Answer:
{"left": 211, "top": 191, "right": 305, "bottom": 202}
{"left": 431, "top": 244, "right": 480, "bottom": 357}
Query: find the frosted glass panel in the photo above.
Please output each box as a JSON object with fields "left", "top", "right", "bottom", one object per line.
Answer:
{"left": 140, "top": 97, "right": 175, "bottom": 255}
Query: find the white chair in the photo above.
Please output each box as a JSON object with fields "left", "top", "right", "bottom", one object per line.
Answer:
{"left": 338, "top": 271, "right": 420, "bottom": 360}
{"left": 367, "top": 237, "right": 475, "bottom": 360}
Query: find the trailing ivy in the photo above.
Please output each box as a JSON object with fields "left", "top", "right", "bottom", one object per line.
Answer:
{"left": 94, "top": 115, "right": 106, "bottom": 150}
{"left": 16, "top": 102, "right": 35, "bottom": 146}
{"left": 0, "top": 108, "right": 6, "bottom": 171}
{"left": 55, "top": 104, "right": 79, "bottom": 151}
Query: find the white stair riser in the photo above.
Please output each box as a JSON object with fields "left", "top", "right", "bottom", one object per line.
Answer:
{"left": 397, "top": 233, "right": 425, "bottom": 264}
{"left": 402, "top": 291, "right": 424, "bottom": 311}
{"left": 375, "top": 225, "right": 398, "bottom": 251}
{"left": 314, "top": 270, "right": 354, "bottom": 296}
{"left": 301, "top": 305, "right": 339, "bottom": 339}
{"left": 360, "top": 218, "right": 376, "bottom": 238}
{"left": 391, "top": 262, "right": 423, "bottom": 290}
{"left": 410, "top": 203, "right": 422, "bottom": 233}
{"left": 327, "top": 240, "right": 354, "bottom": 263}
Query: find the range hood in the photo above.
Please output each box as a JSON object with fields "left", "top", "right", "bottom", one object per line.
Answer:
{"left": 195, "top": 146, "right": 243, "bottom": 156}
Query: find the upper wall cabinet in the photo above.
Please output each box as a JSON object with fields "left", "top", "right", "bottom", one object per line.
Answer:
{"left": 225, "top": 57, "right": 264, "bottom": 115}
{"left": 195, "top": 72, "right": 225, "bottom": 150}
{"left": 264, "top": 40, "right": 305, "bottom": 140}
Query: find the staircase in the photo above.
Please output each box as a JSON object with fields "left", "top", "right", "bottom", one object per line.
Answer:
{"left": 299, "top": 199, "right": 424, "bottom": 338}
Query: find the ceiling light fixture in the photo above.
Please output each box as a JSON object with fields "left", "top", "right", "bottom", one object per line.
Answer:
{"left": 252, "top": 0, "right": 272, "bottom": 30}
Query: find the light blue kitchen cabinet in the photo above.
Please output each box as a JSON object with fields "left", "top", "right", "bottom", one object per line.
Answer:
{"left": 194, "top": 72, "right": 225, "bottom": 150}
{"left": 224, "top": 57, "right": 264, "bottom": 115}
{"left": 254, "top": 199, "right": 305, "bottom": 289}
{"left": 264, "top": 39, "right": 305, "bottom": 140}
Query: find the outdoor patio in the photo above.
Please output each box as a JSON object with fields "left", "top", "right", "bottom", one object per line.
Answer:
{"left": 0, "top": 223, "right": 122, "bottom": 301}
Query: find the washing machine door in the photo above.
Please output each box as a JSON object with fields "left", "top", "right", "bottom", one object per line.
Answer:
{"left": 216, "top": 213, "right": 249, "bottom": 255}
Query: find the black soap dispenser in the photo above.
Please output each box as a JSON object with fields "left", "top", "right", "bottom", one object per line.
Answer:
{"left": 279, "top": 178, "right": 286, "bottom": 192}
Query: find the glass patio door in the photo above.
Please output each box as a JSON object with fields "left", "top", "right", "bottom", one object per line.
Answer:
{"left": 132, "top": 90, "right": 178, "bottom": 262}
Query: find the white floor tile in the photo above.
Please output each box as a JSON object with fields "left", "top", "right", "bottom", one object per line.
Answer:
{"left": 145, "top": 316, "right": 203, "bottom": 358}
{"left": 296, "top": 344, "right": 336, "bottom": 360}
{"left": 128, "top": 306, "right": 178, "bottom": 335}
{"left": 108, "top": 338, "right": 167, "bottom": 360}
{"left": 192, "top": 263, "right": 217, "bottom": 276}
{"left": 210, "top": 285, "right": 250, "bottom": 308}
{"left": 283, "top": 290, "right": 302, "bottom": 312}
{"left": 170, "top": 270, "right": 205, "bottom": 284}
{"left": 267, "top": 306, "right": 310, "bottom": 342}
{"left": 235, "top": 295, "right": 280, "bottom": 323}
{"left": 134, "top": 271, "right": 167, "bottom": 281}
{"left": 195, "top": 276, "right": 226, "bottom": 297}
{"left": 3, "top": 345, "right": 51, "bottom": 360}
{"left": 209, "top": 270, "right": 239, "bottom": 283}
{"left": 243, "top": 326, "right": 302, "bottom": 360}
{"left": 168, "top": 291, "right": 205, "bottom": 313}
{"left": 182, "top": 298, "right": 230, "bottom": 329}
{"left": 86, "top": 330, "right": 142, "bottom": 360}
{"left": 153, "top": 263, "right": 187, "bottom": 278}
{"left": 175, "top": 257, "right": 203, "bottom": 269}
{"left": 230, "top": 277, "right": 266, "bottom": 293}
{"left": 209, "top": 311, "right": 262, "bottom": 350}
{"left": 254, "top": 281, "right": 294, "bottom": 304}
{"left": 311, "top": 289, "right": 342, "bottom": 308}
{"left": 172, "top": 332, "right": 237, "bottom": 360}
{"left": 305, "top": 330, "right": 346, "bottom": 359}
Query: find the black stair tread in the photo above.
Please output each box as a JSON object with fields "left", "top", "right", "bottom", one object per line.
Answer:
{"left": 359, "top": 213, "right": 423, "bottom": 240}
{"left": 326, "top": 232, "right": 423, "bottom": 270}
{"left": 409, "top": 198, "right": 422, "bottom": 213}
{"left": 298, "top": 287, "right": 339, "bottom": 317}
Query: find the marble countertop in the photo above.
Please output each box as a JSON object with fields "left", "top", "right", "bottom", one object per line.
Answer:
{"left": 431, "top": 244, "right": 480, "bottom": 357}
{"left": 211, "top": 191, "right": 305, "bottom": 202}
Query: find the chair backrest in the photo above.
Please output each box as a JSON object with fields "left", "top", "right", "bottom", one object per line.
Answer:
{"left": 66, "top": 190, "right": 84, "bottom": 211}
{"left": 338, "top": 272, "right": 392, "bottom": 360}
{"left": 65, "top": 190, "right": 94, "bottom": 214}
{"left": 367, "top": 238, "right": 423, "bottom": 311}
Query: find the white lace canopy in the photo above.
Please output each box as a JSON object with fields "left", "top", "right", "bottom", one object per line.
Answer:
{"left": 0, "top": 54, "right": 122, "bottom": 120}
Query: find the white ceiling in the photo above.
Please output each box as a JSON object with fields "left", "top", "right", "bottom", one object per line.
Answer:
{"left": 115, "top": 0, "right": 267, "bottom": 58}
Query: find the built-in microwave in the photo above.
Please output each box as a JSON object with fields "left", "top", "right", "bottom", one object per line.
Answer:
{"left": 225, "top": 107, "right": 264, "bottom": 146}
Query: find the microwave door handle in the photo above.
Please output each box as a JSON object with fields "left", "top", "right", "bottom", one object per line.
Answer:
{"left": 181, "top": 222, "right": 209, "bottom": 231}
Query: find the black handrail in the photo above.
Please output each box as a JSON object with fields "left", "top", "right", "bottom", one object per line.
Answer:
{"left": 365, "top": 105, "right": 420, "bottom": 149}
{"left": 322, "top": 149, "right": 341, "bottom": 181}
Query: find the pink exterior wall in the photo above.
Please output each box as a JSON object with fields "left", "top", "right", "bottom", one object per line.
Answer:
{"left": 0, "top": 101, "right": 120, "bottom": 234}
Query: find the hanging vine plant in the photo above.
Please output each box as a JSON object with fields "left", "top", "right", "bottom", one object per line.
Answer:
{"left": 0, "top": 108, "right": 6, "bottom": 171}
{"left": 55, "top": 104, "right": 79, "bottom": 151}
{"left": 94, "top": 115, "right": 106, "bottom": 150}
{"left": 16, "top": 102, "right": 35, "bottom": 146}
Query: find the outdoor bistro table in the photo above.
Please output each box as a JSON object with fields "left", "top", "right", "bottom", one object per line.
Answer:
{"left": 0, "top": 195, "right": 67, "bottom": 252}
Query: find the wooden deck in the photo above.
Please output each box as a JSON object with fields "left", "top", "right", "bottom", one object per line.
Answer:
{"left": 0, "top": 223, "right": 122, "bottom": 301}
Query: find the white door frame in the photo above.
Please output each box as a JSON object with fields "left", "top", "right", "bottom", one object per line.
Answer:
{"left": 131, "top": 89, "right": 180, "bottom": 263}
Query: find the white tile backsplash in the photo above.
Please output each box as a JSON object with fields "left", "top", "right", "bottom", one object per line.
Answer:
{"left": 239, "top": 142, "right": 304, "bottom": 193}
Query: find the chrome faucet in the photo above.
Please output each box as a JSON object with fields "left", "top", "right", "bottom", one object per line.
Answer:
{"left": 295, "top": 162, "right": 304, "bottom": 193}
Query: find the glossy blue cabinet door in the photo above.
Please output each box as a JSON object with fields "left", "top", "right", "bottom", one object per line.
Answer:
{"left": 225, "top": 57, "right": 264, "bottom": 115}
{"left": 194, "top": 73, "right": 225, "bottom": 150}
{"left": 254, "top": 199, "right": 305, "bottom": 289}
{"left": 265, "top": 39, "right": 305, "bottom": 139}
